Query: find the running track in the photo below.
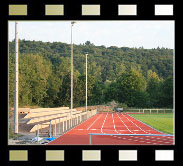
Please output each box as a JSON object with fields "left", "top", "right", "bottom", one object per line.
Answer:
{"left": 48, "top": 112, "right": 174, "bottom": 145}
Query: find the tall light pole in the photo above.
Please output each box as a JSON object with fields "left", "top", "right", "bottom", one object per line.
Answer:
{"left": 85, "top": 53, "right": 88, "bottom": 113}
{"left": 71, "top": 21, "right": 76, "bottom": 117}
{"left": 14, "top": 22, "right": 19, "bottom": 133}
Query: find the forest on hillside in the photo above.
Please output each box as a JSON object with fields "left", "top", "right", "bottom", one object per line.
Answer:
{"left": 9, "top": 40, "right": 173, "bottom": 108}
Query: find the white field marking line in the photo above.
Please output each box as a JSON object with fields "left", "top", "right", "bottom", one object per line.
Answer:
{"left": 87, "top": 114, "right": 102, "bottom": 130}
{"left": 119, "top": 113, "right": 150, "bottom": 134}
{"left": 101, "top": 112, "right": 109, "bottom": 133}
{"left": 116, "top": 113, "right": 134, "bottom": 134}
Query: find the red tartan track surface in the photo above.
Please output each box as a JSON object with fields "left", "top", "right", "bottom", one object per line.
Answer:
{"left": 48, "top": 112, "right": 174, "bottom": 145}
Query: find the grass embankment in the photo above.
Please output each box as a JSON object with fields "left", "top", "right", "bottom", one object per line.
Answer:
{"left": 130, "top": 113, "right": 174, "bottom": 135}
{"left": 9, "top": 125, "right": 21, "bottom": 139}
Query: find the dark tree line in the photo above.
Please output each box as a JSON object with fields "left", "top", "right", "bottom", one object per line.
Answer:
{"left": 9, "top": 40, "right": 173, "bottom": 108}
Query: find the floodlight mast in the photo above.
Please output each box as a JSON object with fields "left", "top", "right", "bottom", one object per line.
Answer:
{"left": 71, "top": 21, "right": 76, "bottom": 117}
{"left": 85, "top": 53, "right": 88, "bottom": 113}
{"left": 14, "top": 22, "right": 19, "bottom": 133}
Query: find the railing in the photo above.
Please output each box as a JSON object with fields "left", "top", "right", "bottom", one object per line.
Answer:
{"left": 35, "top": 109, "right": 97, "bottom": 142}
{"left": 123, "top": 108, "right": 173, "bottom": 114}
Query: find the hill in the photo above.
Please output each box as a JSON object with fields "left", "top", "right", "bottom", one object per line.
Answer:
{"left": 9, "top": 40, "right": 173, "bottom": 108}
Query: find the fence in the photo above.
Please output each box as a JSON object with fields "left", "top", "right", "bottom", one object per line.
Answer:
{"left": 123, "top": 108, "right": 173, "bottom": 114}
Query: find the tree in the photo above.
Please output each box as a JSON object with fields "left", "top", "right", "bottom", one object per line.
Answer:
{"left": 105, "top": 81, "right": 118, "bottom": 102}
{"left": 90, "top": 81, "right": 106, "bottom": 105}
{"left": 116, "top": 68, "right": 147, "bottom": 107}
{"left": 9, "top": 53, "right": 15, "bottom": 107}
{"left": 128, "top": 90, "right": 150, "bottom": 108}
{"left": 8, "top": 40, "right": 173, "bottom": 108}
{"left": 22, "top": 54, "right": 51, "bottom": 105}
{"left": 146, "top": 70, "right": 162, "bottom": 107}
{"left": 84, "top": 41, "right": 94, "bottom": 46}
{"left": 43, "top": 73, "right": 62, "bottom": 107}
{"left": 158, "top": 76, "right": 173, "bottom": 108}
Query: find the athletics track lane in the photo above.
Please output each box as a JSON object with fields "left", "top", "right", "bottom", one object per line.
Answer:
{"left": 48, "top": 112, "right": 174, "bottom": 145}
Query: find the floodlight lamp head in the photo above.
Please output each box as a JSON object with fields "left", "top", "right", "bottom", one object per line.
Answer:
{"left": 71, "top": 21, "right": 76, "bottom": 25}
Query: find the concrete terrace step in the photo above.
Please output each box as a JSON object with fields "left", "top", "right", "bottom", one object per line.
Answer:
{"left": 30, "top": 112, "right": 87, "bottom": 132}
{"left": 19, "top": 123, "right": 35, "bottom": 133}
{"left": 29, "top": 107, "right": 69, "bottom": 113}
{"left": 24, "top": 108, "right": 71, "bottom": 119}
{"left": 27, "top": 110, "right": 82, "bottom": 124}
{"left": 16, "top": 107, "right": 96, "bottom": 134}
{"left": 18, "top": 107, "right": 69, "bottom": 114}
{"left": 19, "top": 118, "right": 31, "bottom": 124}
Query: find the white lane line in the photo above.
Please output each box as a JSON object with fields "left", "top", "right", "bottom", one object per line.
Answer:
{"left": 119, "top": 113, "right": 173, "bottom": 144}
{"left": 76, "top": 129, "right": 99, "bottom": 131}
{"left": 127, "top": 113, "right": 166, "bottom": 134}
{"left": 101, "top": 112, "right": 109, "bottom": 133}
{"left": 116, "top": 113, "right": 134, "bottom": 133}
{"left": 113, "top": 113, "right": 137, "bottom": 142}
{"left": 112, "top": 113, "right": 132, "bottom": 141}
{"left": 87, "top": 114, "right": 102, "bottom": 130}
{"left": 112, "top": 113, "right": 120, "bottom": 134}
{"left": 77, "top": 128, "right": 144, "bottom": 132}
{"left": 119, "top": 113, "right": 150, "bottom": 134}
{"left": 115, "top": 113, "right": 158, "bottom": 144}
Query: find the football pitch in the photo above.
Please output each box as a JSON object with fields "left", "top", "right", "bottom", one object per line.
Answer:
{"left": 129, "top": 113, "right": 174, "bottom": 135}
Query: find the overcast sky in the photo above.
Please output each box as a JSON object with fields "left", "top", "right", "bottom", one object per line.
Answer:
{"left": 8, "top": 21, "right": 174, "bottom": 49}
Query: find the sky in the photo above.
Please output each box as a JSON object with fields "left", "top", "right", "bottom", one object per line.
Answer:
{"left": 8, "top": 21, "right": 174, "bottom": 49}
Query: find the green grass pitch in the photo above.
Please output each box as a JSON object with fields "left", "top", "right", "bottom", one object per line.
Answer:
{"left": 130, "top": 113, "right": 174, "bottom": 135}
